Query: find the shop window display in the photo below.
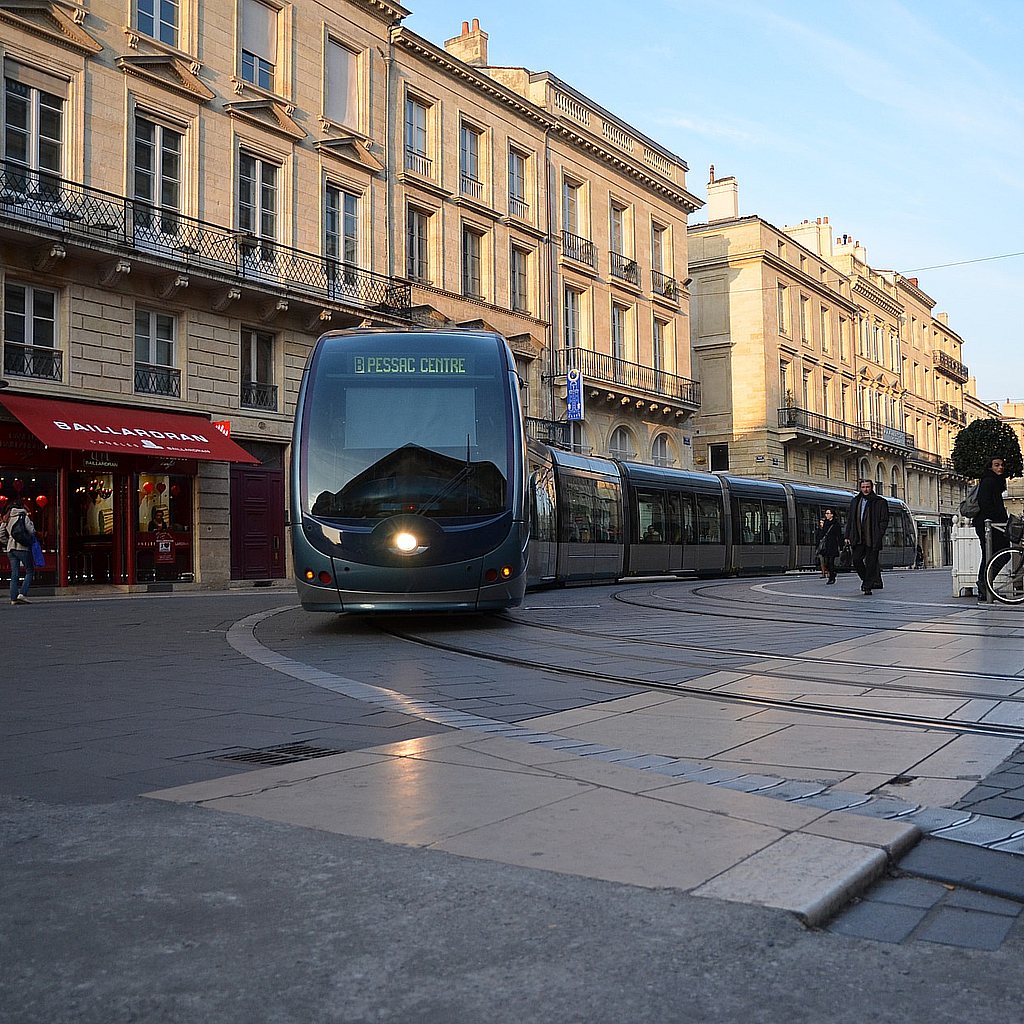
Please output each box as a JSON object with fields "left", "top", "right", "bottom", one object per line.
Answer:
{"left": 0, "top": 472, "right": 58, "bottom": 590}
{"left": 136, "top": 473, "right": 193, "bottom": 582}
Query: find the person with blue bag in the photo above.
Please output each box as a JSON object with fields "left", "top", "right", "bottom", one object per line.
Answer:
{"left": 0, "top": 499, "right": 37, "bottom": 605}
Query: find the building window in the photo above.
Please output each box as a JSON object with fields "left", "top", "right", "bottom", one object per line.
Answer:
{"left": 404, "top": 96, "right": 430, "bottom": 176}
{"left": 325, "top": 40, "right": 358, "bottom": 129}
{"left": 406, "top": 206, "right": 430, "bottom": 283}
{"left": 510, "top": 244, "right": 529, "bottom": 313}
{"left": 459, "top": 121, "right": 483, "bottom": 198}
{"left": 802, "top": 369, "right": 812, "bottom": 409}
{"left": 652, "top": 318, "right": 666, "bottom": 374}
{"left": 134, "top": 309, "right": 179, "bottom": 396}
{"left": 462, "top": 226, "right": 483, "bottom": 298}
{"left": 609, "top": 426, "right": 634, "bottom": 460}
{"left": 137, "top": 0, "right": 179, "bottom": 47}
{"left": 240, "top": 0, "right": 278, "bottom": 92}
{"left": 777, "top": 283, "right": 788, "bottom": 333}
{"left": 709, "top": 443, "right": 729, "bottom": 471}
{"left": 652, "top": 223, "right": 667, "bottom": 274}
{"left": 611, "top": 302, "right": 630, "bottom": 363}
{"left": 564, "top": 286, "right": 582, "bottom": 348}
{"left": 799, "top": 295, "right": 810, "bottom": 343}
{"left": 820, "top": 306, "right": 830, "bottom": 352}
{"left": 240, "top": 327, "right": 277, "bottom": 410}
{"left": 610, "top": 202, "right": 628, "bottom": 256}
{"left": 515, "top": 355, "right": 530, "bottom": 417}
{"left": 238, "top": 152, "right": 278, "bottom": 261}
{"left": 2, "top": 281, "right": 61, "bottom": 381}
{"left": 568, "top": 421, "right": 586, "bottom": 454}
{"left": 838, "top": 316, "right": 848, "bottom": 360}
{"left": 325, "top": 184, "right": 359, "bottom": 296}
{"left": 508, "top": 147, "right": 529, "bottom": 219}
{"left": 133, "top": 115, "right": 182, "bottom": 240}
{"left": 822, "top": 376, "right": 831, "bottom": 420}
{"left": 652, "top": 433, "right": 673, "bottom": 468}
{"left": 780, "top": 361, "right": 791, "bottom": 406}
{"left": 3, "top": 66, "right": 65, "bottom": 194}
{"left": 562, "top": 179, "right": 581, "bottom": 234}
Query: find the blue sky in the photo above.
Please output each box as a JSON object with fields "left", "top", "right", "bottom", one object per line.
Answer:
{"left": 407, "top": 1, "right": 1022, "bottom": 404}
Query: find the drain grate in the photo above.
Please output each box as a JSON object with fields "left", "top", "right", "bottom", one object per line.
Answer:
{"left": 214, "top": 742, "right": 348, "bottom": 766}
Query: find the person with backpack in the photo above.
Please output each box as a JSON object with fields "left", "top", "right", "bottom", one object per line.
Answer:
{"left": 973, "top": 456, "right": 1009, "bottom": 603}
{"left": 0, "top": 499, "right": 36, "bottom": 605}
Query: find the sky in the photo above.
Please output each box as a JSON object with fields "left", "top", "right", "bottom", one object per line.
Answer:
{"left": 406, "top": 0, "right": 1023, "bottom": 404}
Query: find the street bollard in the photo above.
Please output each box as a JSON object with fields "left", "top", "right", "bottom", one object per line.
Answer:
{"left": 983, "top": 520, "right": 992, "bottom": 606}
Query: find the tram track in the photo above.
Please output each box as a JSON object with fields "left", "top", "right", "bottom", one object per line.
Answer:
{"left": 378, "top": 617, "right": 1024, "bottom": 742}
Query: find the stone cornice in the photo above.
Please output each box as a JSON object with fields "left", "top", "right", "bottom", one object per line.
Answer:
{"left": 356, "top": 0, "right": 410, "bottom": 24}
{"left": 0, "top": 0, "right": 101, "bottom": 55}
{"left": 852, "top": 275, "right": 903, "bottom": 318}
{"left": 116, "top": 54, "right": 214, "bottom": 103}
{"left": 223, "top": 98, "right": 306, "bottom": 141}
{"left": 314, "top": 135, "right": 384, "bottom": 175}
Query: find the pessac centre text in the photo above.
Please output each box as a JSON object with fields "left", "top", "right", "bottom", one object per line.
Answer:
{"left": 353, "top": 356, "right": 467, "bottom": 375}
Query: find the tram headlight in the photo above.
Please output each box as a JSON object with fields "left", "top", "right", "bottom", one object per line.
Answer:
{"left": 393, "top": 531, "right": 420, "bottom": 554}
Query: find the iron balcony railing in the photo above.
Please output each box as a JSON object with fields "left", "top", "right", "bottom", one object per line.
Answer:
{"left": 865, "top": 422, "right": 915, "bottom": 450}
{"left": 609, "top": 251, "right": 641, "bottom": 287}
{"left": 3, "top": 343, "right": 63, "bottom": 382}
{"left": 135, "top": 363, "right": 181, "bottom": 398}
{"left": 933, "top": 349, "right": 969, "bottom": 382}
{"left": 460, "top": 173, "right": 483, "bottom": 199}
{"left": 561, "top": 230, "right": 597, "bottom": 268}
{"left": 525, "top": 417, "right": 570, "bottom": 446}
{"left": 508, "top": 195, "right": 530, "bottom": 220}
{"left": 777, "top": 407, "right": 869, "bottom": 445}
{"left": 554, "top": 347, "right": 700, "bottom": 406}
{"left": 0, "top": 160, "right": 412, "bottom": 316}
{"left": 405, "top": 150, "right": 432, "bottom": 177}
{"left": 651, "top": 270, "right": 677, "bottom": 300}
{"left": 240, "top": 381, "right": 279, "bottom": 411}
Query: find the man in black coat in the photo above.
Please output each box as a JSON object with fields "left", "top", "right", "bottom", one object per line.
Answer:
{"left": 972, "top": 456, "right": 1008, "bottom": 603}
{"left": 844, "top": 479, "right": 889, "bottom": 595}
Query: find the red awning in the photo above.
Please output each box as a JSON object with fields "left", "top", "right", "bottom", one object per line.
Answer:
{"left": 0, "top": 395, "right": 259, "bottom": 463}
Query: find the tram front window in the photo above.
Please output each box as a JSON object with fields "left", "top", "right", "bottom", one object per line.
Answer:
{"left": 302, "top": 336, "right": 512, "bottom": 521}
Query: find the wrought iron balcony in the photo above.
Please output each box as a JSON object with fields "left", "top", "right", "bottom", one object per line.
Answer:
{"left": 135, "top": 363, "right": 181, "bottom": 398}
{"left": 241, "top": 381, "right": 279, "bottom": 411}
{"left": 508, "top": 195, "right": 530, "bottom": 220}
{"left": 865, "top": 422, "right": 915, "bottom": 450}
{"left": 554, "top": 347, "right": 700, "bottom": 407}
{"left": 460, "top": 173, "right": 483, "bottom": 199}
{"left": 777, "top": 407, "right": 869, "bottom": 446}
{"left": 0, "top": 160, "right": 412, "bottom": 317}
{"left": 610, "top": 251, "right": 641, "bottom": 287}
{"left": 3, "top": 343, "right": 62, "bottom": 382}
{"left": 561, "top": 230, "right": 597, "bottom": 268}
{"left": 651, "top": 270, "right": 677, "bottom": 300}
{"left": 525, "top": 417, "right": 570, "bottom": 446}
{"left": 933, "top": 350, "right": 968, "bottom": 382}
{"left": 404, "top": 150, "right": 432, "bottom": 177}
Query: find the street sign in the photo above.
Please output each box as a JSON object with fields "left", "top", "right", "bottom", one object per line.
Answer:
{"left": 566, "top": 368, "right": 583, "bottom": 421}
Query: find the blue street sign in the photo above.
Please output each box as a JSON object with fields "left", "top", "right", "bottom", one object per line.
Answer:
{"left": 566, "top": 368, "right": 583, "bottom": 421}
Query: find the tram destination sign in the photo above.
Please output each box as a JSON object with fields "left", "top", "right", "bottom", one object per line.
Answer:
{"left": 352, "top": 356, "right": 471, "bottom": 375}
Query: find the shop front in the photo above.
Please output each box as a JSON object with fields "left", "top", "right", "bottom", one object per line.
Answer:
{"left": 1, "top": 395, "right": 257, "bottom": 591}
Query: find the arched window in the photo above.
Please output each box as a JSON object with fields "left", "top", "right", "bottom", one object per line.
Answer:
{"left": 890, "top": 465, "right": 901, "bottom": 498}
{"left": 875, "top": 463, "right": 885, "bottom": 491}
{"left": 608, "top": 426, "right": 634, "bottom": 460}
{"left": 859, "top": 458, "right": 870, "bottom": 482}
{"left": 568, "top": 421, "right": 586, "bottom": 454}
{"left": 652, "top": 433, "right": 673, "bottom": 468}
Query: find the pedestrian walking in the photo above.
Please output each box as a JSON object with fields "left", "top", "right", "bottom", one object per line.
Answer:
{"left": 844, "top": 479, "right": 889, "bottom": 595}
{"left": 815, "top": 518, "right": 828, "bottom": 577}
{"left": 816, "top": 509, "right": 842, "bottom": 584}
{"left": 1, "top": 499, "right": 36, "bottom": 605}
{"left": 973, "top": 456, "right": 1009, "bottom": 603}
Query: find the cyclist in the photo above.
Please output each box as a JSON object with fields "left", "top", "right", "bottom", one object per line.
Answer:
{"left": 973, "top": 456, "right": 1008, "bottom": 603}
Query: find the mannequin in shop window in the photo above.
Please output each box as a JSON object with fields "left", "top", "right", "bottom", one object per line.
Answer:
{"left": 149, "top": 509, "right": 169, "bottom": 532}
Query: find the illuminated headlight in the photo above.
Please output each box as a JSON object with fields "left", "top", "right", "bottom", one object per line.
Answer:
{"left": 393, "top": 531, "right": 420, "bottom": 553}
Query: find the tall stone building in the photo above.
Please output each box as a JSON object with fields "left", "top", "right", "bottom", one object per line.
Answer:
{"left": 688, "top": 172, "right": 970, "bottom": 565}
{"left": 0, "top": 1, "right": 700, "bottom": 594}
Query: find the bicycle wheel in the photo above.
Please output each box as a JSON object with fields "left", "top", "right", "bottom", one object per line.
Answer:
{"left": 986, "top": 547, "right": 1024, "bottom": 605}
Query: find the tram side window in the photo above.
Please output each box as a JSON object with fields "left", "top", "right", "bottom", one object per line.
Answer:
{"left": 532, "top": 467, "right": 557, "bottom": 543}
{"left": 595, "top": 479, "right": 622, "bottom": 543}
{"left": 696, "top": 495, "right": 723, "bottom": 543}
{"left": 737, "top": 499, "right": 762, "bottom": 545}
{"left": 665, "top": 492, "right": 687, "bottom": 545}
{"left": 637, "top": 490, "right": 665, "bottom": 542}
{"left": 797, "top": 505, "right": 818, "bottom": 545}
{"left": 563, "top": 476, "right": 596, "bottom": 543}
{"left": 764, "top": 501, "right": 788, "bottom": 544}
{"left": 679, "top": 493, "right": 697, "bottom": 544}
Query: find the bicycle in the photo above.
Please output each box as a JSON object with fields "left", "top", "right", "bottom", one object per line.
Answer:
{"left": 984, "top": 514, "right": 1024, "bottom": 605}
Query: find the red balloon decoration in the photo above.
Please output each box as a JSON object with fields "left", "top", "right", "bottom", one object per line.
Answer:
{"left": 12, "top": 478, "right": 23, "bottom": 493}
{"left": 0, "top": 495, "right": 8, "bottom": 505}
{"left": 156, "top": 483, "right": 166, "bottom": 494}
{"left": 142, "top": 481, "right": 154, "bottom": 494}
{"left": 170, "top": 485, "right": 180, "bottom": 497}
{"left": 35, "top": 495, "right": 48, "bottom": 509}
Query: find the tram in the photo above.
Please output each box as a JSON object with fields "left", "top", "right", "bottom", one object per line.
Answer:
{"left": 292, "top": 329, "right": 916, "bottom": 613}
{"left": 292, "top": 328, "right": 530, "bottom": 612}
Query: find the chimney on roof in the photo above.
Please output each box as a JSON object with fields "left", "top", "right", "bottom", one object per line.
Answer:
{"left": 444, "top": 17, "right": 489, "bottom": 66}
{"left": 782, "top": 216, "right": 833, "bottom": 258}
{"left": 908, "top": 277, "right": 918, "bottom": 286}
{"left": 706, "top": 172, "right": 738, "bottom": 222}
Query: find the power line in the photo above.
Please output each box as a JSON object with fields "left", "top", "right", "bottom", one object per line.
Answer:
{"left": 904, "top": 251, "right": 1024, "bottom": 273}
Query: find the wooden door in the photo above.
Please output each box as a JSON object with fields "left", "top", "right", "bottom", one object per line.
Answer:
{"left": 230, "top": 464, "right": 285, "bottom": 580}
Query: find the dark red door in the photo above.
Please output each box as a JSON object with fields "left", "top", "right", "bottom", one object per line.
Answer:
{"left": 230, "top": 463, "right": 285, "bottom": 580}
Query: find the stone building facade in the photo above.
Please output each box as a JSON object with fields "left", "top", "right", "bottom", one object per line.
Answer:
{"left": 687, "top": 172, "right": 971, "bottom": 565}
{"left": 0, "top": 1, "right": 700, "bottom": 592}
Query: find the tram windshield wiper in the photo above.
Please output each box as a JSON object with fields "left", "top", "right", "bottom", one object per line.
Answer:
{"left": 414, "top": 435, "right": 474, "bottom": 515}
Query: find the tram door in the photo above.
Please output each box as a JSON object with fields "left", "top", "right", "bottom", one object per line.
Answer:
{"left": 529, "top": 466, "right": 557, "bottom": 582}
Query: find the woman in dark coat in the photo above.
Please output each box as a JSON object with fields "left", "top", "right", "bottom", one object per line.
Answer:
{"left": 973, "top": 456, "right": 1008, "bottom": 602}
{"left": 817, "top": 508, "right": 843, "bottom": 584}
